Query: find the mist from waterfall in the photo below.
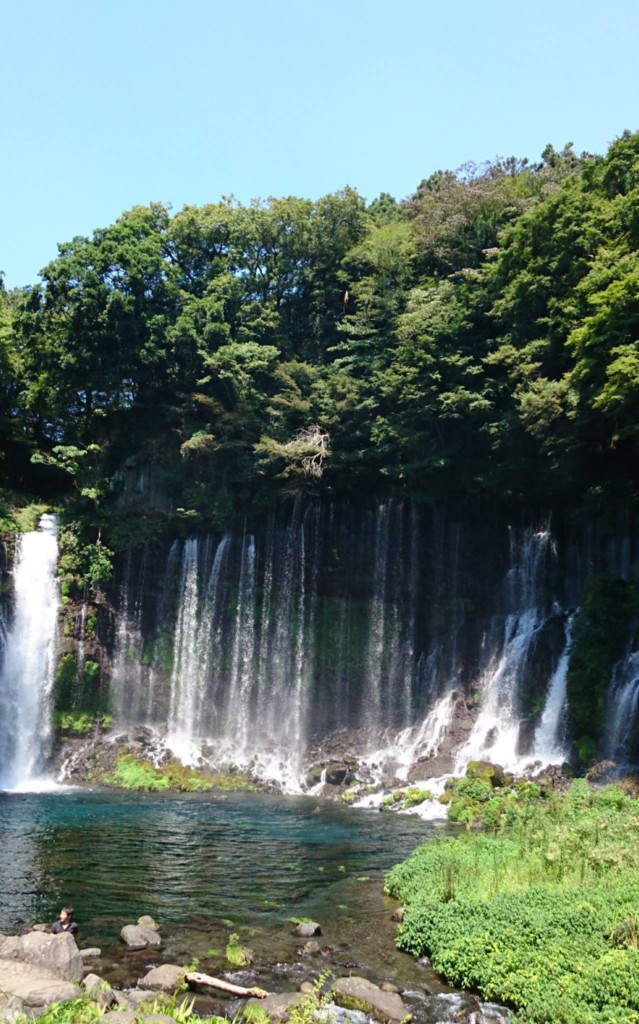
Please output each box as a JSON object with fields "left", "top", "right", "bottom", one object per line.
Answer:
{"left": 0, "top": 515, "right": 60, "bottom": 790}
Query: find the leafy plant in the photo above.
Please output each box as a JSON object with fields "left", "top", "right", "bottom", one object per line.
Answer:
{"left": 225, "top": 931, "right": 253, "bottom": 967}
{"left": 387, "top": 781, "right": 639, "bottom": 1024}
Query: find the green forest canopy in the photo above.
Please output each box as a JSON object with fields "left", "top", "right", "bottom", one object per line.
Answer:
{"left": 2, "top": 131, "right": 639, "bottom": 555}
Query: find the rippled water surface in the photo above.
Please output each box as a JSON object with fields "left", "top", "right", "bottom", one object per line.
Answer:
{"left": 0, "top": 790, "right": 447, "bottom": 971}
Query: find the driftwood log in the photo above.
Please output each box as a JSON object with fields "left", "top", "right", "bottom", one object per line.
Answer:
{"left": 185, "top": 971, "right": 268, "bottom": 998}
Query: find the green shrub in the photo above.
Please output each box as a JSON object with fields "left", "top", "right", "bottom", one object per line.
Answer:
{"left": 386, "top": 782, "right": 639, "bottom": 1024}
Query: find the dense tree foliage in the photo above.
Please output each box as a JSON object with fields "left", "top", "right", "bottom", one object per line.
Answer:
{"left": 2, "top": 132, "right": 639, "bottom": 549}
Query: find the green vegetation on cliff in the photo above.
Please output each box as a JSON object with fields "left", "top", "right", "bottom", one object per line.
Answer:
{"left": 386, "top": 780, "right": 639, "bottom": 1024}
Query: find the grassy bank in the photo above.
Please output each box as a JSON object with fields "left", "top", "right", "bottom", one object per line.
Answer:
{"left": 386, "top": 780, "right": 639, "bottom": 1024}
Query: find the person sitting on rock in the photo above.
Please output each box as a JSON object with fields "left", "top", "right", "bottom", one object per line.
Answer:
{"left": 51, "top": 906, "right": 79, "bottom": 937}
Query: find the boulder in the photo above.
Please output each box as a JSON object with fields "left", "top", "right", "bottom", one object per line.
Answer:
{"left": 0, "top": 992, "right": 23, "bottom": 1024}
{"left": 121, "top": 923, "right": 162, "bottom": 950}
{"left": 332, "top": 976, "right": 411, "bottom": 1023}
{"left": 124, "top": 988, "right": 157, "bottom": 1005}
{"left": 466, "top": 761, "right": 505, "bottom": 787}
{"left": 82, "top": 972, "right": 115, "bottom": 1008}
{"left": 293, "top": 921, "right": 321, "bottom": 938}
{"left": 407, "top": 753, "right": 455, "bottom": 781}
{"left": 80, "top": 947, "right": 102, "bottom": 959}
{"left": 139, "top": 964, "right": 185, "bottom": 991}
{"left": 303, "top": 939, "right": 321, "bottom": 954}
{"left": 114, "top": 990, "right": 136, "bottom": 1010}
{"left": 0, "top": 958, "right": 80, "bottom": 1007}
{"left": 138, "top": 915, "right": 160, "bottom": 932}
{"left": 0, "top": 932, "right": 83, "bottom": 982}
{"left": 245, "top": 992, "right": 305, "bottom": 1021}
{"left": 325, "top": 762, "right": 356, "bottom": 786}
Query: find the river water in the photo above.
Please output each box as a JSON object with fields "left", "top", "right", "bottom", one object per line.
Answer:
{"left": 0, "top": 788, "right": 473, "bottom": 1018}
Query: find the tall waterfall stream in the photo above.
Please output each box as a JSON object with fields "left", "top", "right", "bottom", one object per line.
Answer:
{"left": 0, "top": 515, "right": 60, "bottom": 791}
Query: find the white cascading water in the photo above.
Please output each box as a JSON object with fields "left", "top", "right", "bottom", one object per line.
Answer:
{"left": 606, "top": 637, "right": 639, "bottom": 764}
{"left": 0, "top": 514, "right": 60, "bottom": 790}
{"left": 167, "top": 538, "right": 201, "bottom": 763}
{"left": 109, "top": 507, "right": 597, "bottom": 791}
{"left": 224, "top": 530, "right": 257, "bottom": 752}
{"left": 456, "top": 526, "right": 553, "bottom": 771}
{"left": 531, "top": 615, "right": 573, "bottom": 764}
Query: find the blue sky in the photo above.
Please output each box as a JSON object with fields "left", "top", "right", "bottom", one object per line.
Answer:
{"left": 2, "top": 0, "right": 637, "bottom": 289}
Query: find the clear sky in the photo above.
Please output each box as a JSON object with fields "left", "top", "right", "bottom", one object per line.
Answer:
{"left": 2, "top": 0, "right": 637, "bottom": 289}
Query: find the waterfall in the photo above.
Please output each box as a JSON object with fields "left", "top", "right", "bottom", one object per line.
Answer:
{"left": 532, "top": 615, "right": 573, "bottom": 764}
{"left": 0, "top": 515, "right": 60, "bottom": 790}
{"left": 363, "top": 500, "right": 416, "bottom": 730}
{"left": 606, "top": 630, "right": 639, "bottom": 764}
{"left": 456, "top": 526, "right": 554, "bottom": 770}
{"left": 224, "top": 529, "right": 257, "bottom": 753}
{"left": 111, "top": 546, "right": 151, "bottom": 723}
{"left": 167, "top": 538, "right": 203, "bottom": 762}
{"left": 103, "top": 505, "right": 608, "bottom": 788}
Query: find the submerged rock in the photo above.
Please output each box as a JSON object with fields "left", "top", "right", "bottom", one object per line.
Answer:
{"left": 293, "top": 921, "right": 321, "bottom": 938}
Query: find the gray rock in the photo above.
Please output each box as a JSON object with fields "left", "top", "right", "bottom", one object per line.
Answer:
{"left": 0, "top": 939, "right": 22, "bottom": 961}
{"left": 303, "top": 939, "right": 321, "bottom": 954}
{"left": 120, "top": 923, "right": 162, "bottom": 950}
{"left": 0, "top": 992, "right": 23, "bottom": 1024}
{"left": 0, "top": 958, "right": 80, "bottom": 1007}
{"left": 139, "top": 964, "right": 185, "bottom": 991}
{"left": 0, "top": 932, "right": 83, "bottom": 982}
{"left": 293, "top": 921, "right": 321, "bottom": 938}
{"left": 82, "top": 972, "right": 114, "bottom": 1007}
{"left": 114, "top": 990, "right": 136, "bottom": 1010}
{"left": 391, "top": 907, "right": 404, "bottom": 923}
{"left": 80, "top": 946, "right": 102, "bottom": 959}
{"left": 29, "top": 924, "right": 49, "bottom": 933}
{"left": 299, "top": 982, "right": 315, "bottom": 994}
{"left": 137, "top": 915, "right": 160, "bottom": 932}
{"left": 381, "top": 983, "right": 400, "bottom": 994}
{"left": 124, "top": 988, "right": 157, "bottom": 1005}
{"left": 245, "top": 992, "right": 305, "bottom": 1021}
{"left": 332, "top": 976, "right": 411, "bottom": 1023}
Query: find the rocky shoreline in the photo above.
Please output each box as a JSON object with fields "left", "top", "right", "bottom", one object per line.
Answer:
{"left": 0, "top": 913, "right": 510, "bottom": 1024}
{"left": 52, "top": 705, "right": 573, "bottom": 810}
